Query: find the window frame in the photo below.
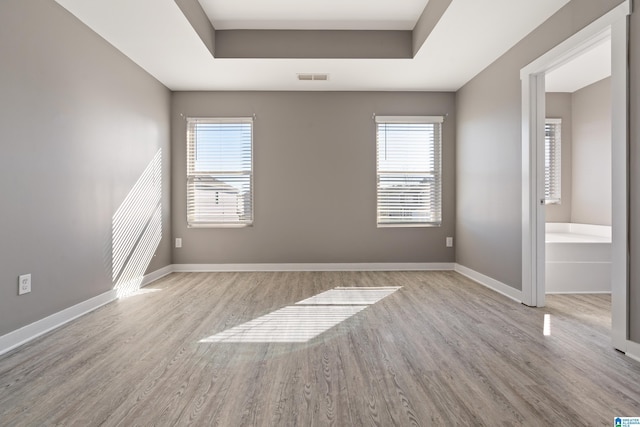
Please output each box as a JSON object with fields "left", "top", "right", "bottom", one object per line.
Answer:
{"left": 186, "top": 117, "right": 254, "bottom": 228}
{"left": 544, "top": 118, "right": 562, "bottom": 205}
{"left": 375, "top": 115, "right": 444, "bottom": 228}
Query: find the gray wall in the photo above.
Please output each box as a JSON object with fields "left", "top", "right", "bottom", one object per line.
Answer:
{"left": 172, "top": 92, "right": 456, "bottom": 264}
{"left": 214, "top": 30, "right": 413, "bottom": 59}
{"left": 546, "top": 78, "right": 612, "bottom": 226}
{"left": 455, "top": 0, "right": 624, "bottom": 290}
{"left": 571, "top": 78, "right": 612, "bottom": 225}
{"left": 545, "top": 92, "right": 573, "bottom": 223}
{"left": 0, "top": 0, "right": 172, "bottom": 336}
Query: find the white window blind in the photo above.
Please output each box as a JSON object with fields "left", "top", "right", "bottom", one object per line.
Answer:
{"left": 545, "top": 118, "right": 562, "bottom": 204}
{"left": 186, "top": 117, "right": 253, "bottom": 227}
{"left": 375, "top": 116, "right": 443, "bottom": 227}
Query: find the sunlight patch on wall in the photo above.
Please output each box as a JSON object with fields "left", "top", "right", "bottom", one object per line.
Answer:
{"left": 200, "top": 286, "right": 401, "bottom": 344}
{"left": 112, "top": 150, "right": 162, "bottom": 298}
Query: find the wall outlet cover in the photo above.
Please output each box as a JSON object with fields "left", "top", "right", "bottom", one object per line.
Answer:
{"left": 18, "top": 274, "right": 31, "bottom": 295}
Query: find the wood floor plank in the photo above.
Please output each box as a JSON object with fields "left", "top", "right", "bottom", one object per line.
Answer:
{"left": 1, "top": 271, "right": 639, "bottom": 426}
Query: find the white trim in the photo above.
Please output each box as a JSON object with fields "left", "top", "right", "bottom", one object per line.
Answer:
{"left": 6, "top": 263, "right": 640, "bottom": 363}
{"left": 141, "top": 264, "right": 173, "bottom": 287}
{"left": 521, "top": 2, "right": 631, "bottom": 312}
{"left": 454, "top": 264, "right": 522, "bottom": 303}
{"left": 186, "top": 116, "right": 254, "bottom": 123}
{"left": 625, "top": 340, "right": 640, "bottom": 364}
{"left": 0, "top": 266, "right": 174, "bottom": 357}
{"left": 186, "top": 117, "right": 254, "bottom": 229}
{"left": 545, "top": 291, "right": 611, "bottom": 295}
{"left": 375, "top": 115, "right": 444, "bottom": 124}
{"left": 521, "top": 28, "right": 612, "bottom": 78}
{"left": 0, "top": 289, "right": 117, "bottom": 357}
{"left": 172, "top": 262, "right": 455, "bottom": 272}
{"left": 521, "top": 70, "right": 546, "bottom": 307}
{"left": 610, "top": 14, "right": 629, "bottom": 352}
{"left": 519, "top": 2, "right": 630, "bottom": 77}
{"left": 0, "top": 263, "right": 453, "bottom": 355}
{"left": 376, "top": 223, "right": 441, "bottom": 228}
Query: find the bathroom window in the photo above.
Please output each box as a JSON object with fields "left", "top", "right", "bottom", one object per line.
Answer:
{"left": 375, "top": 116, "right": 443, "bottom": 227}
{"left": 186, "top": 117, "right": 253, "bottom": 227}
{"left": 545, "top": 118, "right": 562, "bottom": 204}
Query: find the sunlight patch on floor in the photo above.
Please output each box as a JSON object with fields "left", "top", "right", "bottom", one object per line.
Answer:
{"left": 544, "top": 314, "right": 551, "bottom": 336}
{"left": 200, "top": 305, "right": 366, "bottom": 343}
{"left": 200, "top": 286, "right": 401, "bottom": 343}
{"left": 296, "top": 286, "right": 401, "bottom": 305}
{"left": 119, "top": 288, "right": 162, "bottom": 299}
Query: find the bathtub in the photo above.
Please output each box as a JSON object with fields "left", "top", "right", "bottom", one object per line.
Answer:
{"left": 545, "top": 223, "right": 611, "bottom": 293}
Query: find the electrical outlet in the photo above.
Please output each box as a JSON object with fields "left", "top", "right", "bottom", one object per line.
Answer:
{"left": 175, "top": 238, "right": 182, "bottom": 248}
{"left": 18, "top": 274, "right": 31, "bottom": 295}
{"left": 446, "top": 237, "right": 454, "bottom": 248}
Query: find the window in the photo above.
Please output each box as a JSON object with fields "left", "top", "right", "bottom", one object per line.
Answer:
{"left": 545, "top": 118, "right": 562, "bottom": 204}
{"left": 186, "top": 117, "right": 253, "bottom": 227}
{"left": 375, "top": 116, "right": 443, "bottom": 227}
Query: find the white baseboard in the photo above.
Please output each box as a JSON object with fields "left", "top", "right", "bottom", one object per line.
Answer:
{"left": 1, "top": 263, "right": 454, "bottom": 355}
{"left": 5, "top": 263, "right": 639, "bottom": 364}
{"left": 626, "top": 340, "right": 640, "bottom": 364}
{"left": 454, "top": 263, "right": 522, "bottom": 303}
{"left": 0, "top": 289, "right": 117, "bottom": 357}
{"left": 172, "top": 262, "right": 455, "bottom": 272}
{"left": 1, "top": 262, "right": 456, "bottom": 356}
{"left": 141, "top": 264, "right": 173, "bottom": 287}
{"left": 5, "top": 262, "right": 527, "bottom": 356}
{"left": 0, "top": 265, "right": 174, "bottom": 357}
{"left": 546, "top": 291, "right": 612, "bottom": 295}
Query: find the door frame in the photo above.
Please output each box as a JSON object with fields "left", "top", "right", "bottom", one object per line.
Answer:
{"left": 520, "top": 1, "right": 630, "bottom": 351}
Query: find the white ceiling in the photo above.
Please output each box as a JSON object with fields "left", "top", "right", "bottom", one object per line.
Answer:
{"left": 199, "top": 0, "right": 430, "bottom": 30}
{"left": 54, "top": 0, "right": 571, "bottom": 92}
{"left": 545, "top": 38, "right": 611, "bottom": 93}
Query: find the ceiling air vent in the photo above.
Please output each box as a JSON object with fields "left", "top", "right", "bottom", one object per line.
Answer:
{"left": 298, "top": 73, "right": 329, "bottom": 81}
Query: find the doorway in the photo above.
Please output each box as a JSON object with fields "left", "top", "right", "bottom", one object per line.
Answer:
{"left": 520, "top": 2, "right": 630, "bottom": 351}
{"left": 544, "top": 38, "right": 613, "bottom": 296}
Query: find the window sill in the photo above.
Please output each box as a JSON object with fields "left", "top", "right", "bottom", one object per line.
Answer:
{"left": 377, "top": 223, "right": 441, "bottom": 228}
{"left": 187, "top": 223, "right": 253, "bottom": 229}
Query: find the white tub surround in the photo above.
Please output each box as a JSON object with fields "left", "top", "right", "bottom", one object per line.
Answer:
{"left": 545, "top": 223, "right": 611, "bottom": 294}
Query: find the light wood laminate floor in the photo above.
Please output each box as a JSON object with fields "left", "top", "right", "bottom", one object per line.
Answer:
{"left": 1, "top": 271, "right": 639, "bottom": 426}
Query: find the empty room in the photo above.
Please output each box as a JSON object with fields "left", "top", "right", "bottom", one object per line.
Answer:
{"left": 1, "top": 0, "right": 640, "bottom": 425}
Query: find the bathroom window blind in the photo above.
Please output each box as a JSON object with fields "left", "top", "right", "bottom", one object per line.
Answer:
{"left": 186, "top": 117, "right": 253, "bottom": 227}
{"left": 375, "top": 116, "right": 443, "bottom": 227}
{"left": 545, "top": 118, "right": 562, "bottom": 204}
